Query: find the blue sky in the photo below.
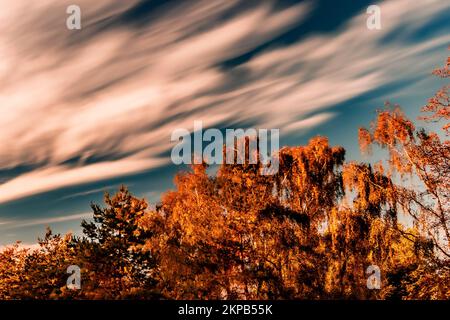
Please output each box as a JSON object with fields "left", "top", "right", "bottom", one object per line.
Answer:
{"left": 0, "top": 0, "right": 449, "bottom": 245}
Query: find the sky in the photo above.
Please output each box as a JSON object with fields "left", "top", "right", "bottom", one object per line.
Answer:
{"left": 0, "top": 0, "right": 449, "bottom": 245}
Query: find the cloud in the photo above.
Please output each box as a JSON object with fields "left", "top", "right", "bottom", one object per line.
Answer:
{"left": 0, "top": 243, "right": 41, "bottom": 253}
{"left": 0, "top": 157, "right": 167, "bottom": 204}
{"left": 283, "top": 112, "right": 337, "bottom": 134}
{"left": 0, "top": 212, "right": 92, "bottom": 229}
{"left": 0, "top": 0, "right": 448, "bottom": 204}
{"left": 58, "top": 184, "right": 120, "bottom": 200}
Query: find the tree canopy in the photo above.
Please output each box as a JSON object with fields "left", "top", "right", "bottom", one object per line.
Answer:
{"left": 0, "top": 53, "right": 448, "bottom": 300}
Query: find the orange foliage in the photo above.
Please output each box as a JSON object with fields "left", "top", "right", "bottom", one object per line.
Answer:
{"left": 1, "top": 54, "right": 449, "bottom": 301}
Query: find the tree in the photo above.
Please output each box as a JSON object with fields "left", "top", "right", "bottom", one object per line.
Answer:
{"left": 0, "top": 229, "right": 77, "bottom": 299}
{"left": 136, "top": 137, "right": 415, "bottom": 299}
{"left": 421, "top": 53, "right": 450, "bottom": 133}
{"left": 75, "top": 186, "right": 161, "bottom": 299}
{"left": 359, "top": 53, "right": 450, "bottom": 298}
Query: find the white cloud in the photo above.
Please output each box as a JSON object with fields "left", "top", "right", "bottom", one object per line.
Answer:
{"left": 283, "top": 112, "right": 337, "bottom": 134}
{"left": 0, "top": 243, "right": 41, "bottom": 253}
{"left": 0, "top": 0, "right": 448, "bottom": 204}
{"left": 17, "top": 213, "right": 90, "bottom": 228}
{"left": 0, "top": 157, "right": 167, "bottom": 204}
{"left": 0, "top": 212, "right": 91, "bottom": 230}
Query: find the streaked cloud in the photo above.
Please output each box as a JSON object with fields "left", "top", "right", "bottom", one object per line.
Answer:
{"left": 0, "top": 157, "right": 167, "bottom": 204}
{"left": 0, "top": 0, "right": 448, "bottom": 207}
{"left": 0, "top": 212, "right": 91, "bottom": 230}
{"left": 283, "top": 112, "right": 337, "bottom": 133}
{"left": 58, "top": 184, "right": 120, "bottom": 201}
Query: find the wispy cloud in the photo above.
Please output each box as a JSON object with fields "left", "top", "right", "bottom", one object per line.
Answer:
{"left": 0, "top": 0, "right": 448, "bottom": 205}
{"left": 58, "top": 184, "right": 122, "bottom": 201}
{"left": 0, "top": 158, "right": 167, "bottom": 204}
{"left": 0, "top": 212, "right": 91, "bottom": 230}
{"left": 283, "top": 112, "right": 337, "bottom": 134}
{"left": 0, "top": 242, "right": 41, "bottom": 252}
